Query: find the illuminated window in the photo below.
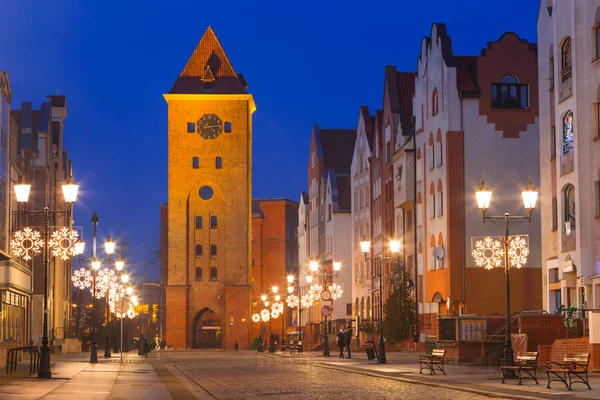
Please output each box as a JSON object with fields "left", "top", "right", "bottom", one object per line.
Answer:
{"left": 561, "top": 37, "right": 572, "bottom": 81}
{"left": 562, "top": 111, "right": 574, "bottom": 154}
{"left": 491, "top": 74, "right": 528, "bottom": 109}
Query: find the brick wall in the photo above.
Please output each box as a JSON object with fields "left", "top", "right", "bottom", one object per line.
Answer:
{"left": 520, "top": 314, "right": 565, "bottom": 351}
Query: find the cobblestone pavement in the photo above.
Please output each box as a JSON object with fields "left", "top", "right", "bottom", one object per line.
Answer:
{"left": 158, "top": 351, "right": 513, "bottom": 400}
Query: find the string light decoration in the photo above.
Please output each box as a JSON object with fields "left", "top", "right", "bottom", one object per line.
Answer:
{"left": 509, "top": 235, "right": 529, "bottom": 269}
{"left": 252, "top": 313, "right": 261, "bottom": 323}
{"left": 286, "top": 294, "right": 299, "bottom": 308}
{"left": 472, "top": 237, "right": 504, "bottom": 270}
{"left": 271, "top": 301, "right": 283, "bottom": 314}
{"left": 72, "top": 268, "right": 92, "bottom": 290}
{"left": 301, "top": 294, "right": 314, "bottom": 309}
{"left": 126, "top": 306, "right": 137, "bottom": 319}
{"left": 328, "top": 283, "right": 343, "bottom": 300}
{"left": 260, "top": 309, "right": 270, "bottom": 322}
{"left": 11, "top": 227, "right": 43, "bottom": 261}
{"left": 108, "top": 284, "right": 126, "bottom": 312}
{"left": 48, "top": 227, "right": 79, "bottom": 260}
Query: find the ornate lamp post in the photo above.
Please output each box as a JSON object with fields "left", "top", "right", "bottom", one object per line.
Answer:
{"left": 252, "top": 287, "right": 282, "bottom": 353}
{"left": 12, "top": 175, "right": 79, "bottom": 378}
{"left": 306, "top": 259, "right": 342, "bottom": 357}
{"left": 475, "top": 181, "right": 537, "bottom": 369}
{"left": 359, "top": 238, "right": 401, "bottom": 364}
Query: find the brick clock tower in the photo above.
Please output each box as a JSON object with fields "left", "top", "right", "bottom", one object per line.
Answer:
{"left": 164, "top": 27, "right": 255, "bottom": 350}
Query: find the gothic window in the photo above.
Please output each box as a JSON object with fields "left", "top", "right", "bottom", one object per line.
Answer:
{"left": 195, "top": 267, "right": 202, "bottom": 281}
{"left": 562, "top": 111, "right": 574, "bottom": 154}
{"left": 432, "top": 88, "right": 439, "bottom": 116}
{"left": 195, "top": 216, "right": 202, "bottom": 229}
{"left": 210, "top": 267, "right": 217, "bottom": 281}
{"left": 561, "top": 37, "right": 572, "bottom": 81}
{"left": 195, "top": 244, "right": 202, "bottom": 257}
{"left": 564, "top": 185, "right": 576, "bottom": 228}
{"left": 211, "top": 216, "right": 217, "bottom": 229}
{"left": 211, "top": 244, "right": 217, "bottom": 257}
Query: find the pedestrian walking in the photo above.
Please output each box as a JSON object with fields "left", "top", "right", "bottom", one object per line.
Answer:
{"left": 234, "top": 340, "right": 239, "bottom": 352}
{"left": 344, "top": 327, "right": 353, "bottom": 359}
{"left": 337, "top": 327, "right": 345, "bottom": 358}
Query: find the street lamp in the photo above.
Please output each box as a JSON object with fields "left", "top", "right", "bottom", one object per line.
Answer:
{"left": 306, "top": 259, "right": 342, "bottom": 357}
{"left": 475, "top": 180, "right": 537, "bottom": 369}
{"left": 12, "top": 175, "right": 79, "bottom": 378}
{"left": 359, "top": 238, "right": 401, "bottom": 364}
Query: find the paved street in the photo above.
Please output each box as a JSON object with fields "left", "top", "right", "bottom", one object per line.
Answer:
{"left": 160, "top": 351, "right": 506, "bottom": 400}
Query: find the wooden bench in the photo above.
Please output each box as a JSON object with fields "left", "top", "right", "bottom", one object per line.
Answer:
{"left": 546, "top": 353, "right": 592, "bottom": 390}
{"left": 288, "top": 340, "right": 303, "bottom": 355}
{"left": 419, "top": 349, "right": 446, "bottom": 375}
{"left": 500, "top": 352, "right": 539, "bottom": 385}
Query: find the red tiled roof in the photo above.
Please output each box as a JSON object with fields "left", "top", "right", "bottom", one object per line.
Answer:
{"left": 320, "top": 129, "right": 356, "bottom": 172}
{"left": 169, "top": 27, "right": 247, "bottom": 94}
{"left": 454, "top": 56, "right": 479, "bottom": 95}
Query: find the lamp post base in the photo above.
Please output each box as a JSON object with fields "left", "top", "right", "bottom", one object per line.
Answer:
{"left": 377, "top": 335, "right": 386, "bottom": 364}
{"left": 268, "top": 333, "right": 275, "bottom": 353}
{"left": 104, "top": 337, "right": 111, "bottom": 358}
{"left": 90, "top": 341, "right": 98, "bottom": 363}
{"left": 38, "top": 344, "right": 52, "bottom": 379}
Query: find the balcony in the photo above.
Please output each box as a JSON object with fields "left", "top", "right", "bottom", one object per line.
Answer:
{"left": 394, "top": 151, "right": 415, "bottom": 208}
{"left": 0, "top": 257, "right": 32, "bottom": 294}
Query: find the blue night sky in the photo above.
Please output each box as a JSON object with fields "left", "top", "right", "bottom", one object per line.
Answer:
{"left": 0, "top": 0, "right": 540, "bottom": 280}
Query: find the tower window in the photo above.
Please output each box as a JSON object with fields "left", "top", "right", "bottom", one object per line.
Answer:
{"left": 224, "top": 122, "right": 232, "bottom": 133}
{"left": 216, "top": 157, "right": 222, "bottom": 169}
{"left": 195, "top": 267, "right": 203, "bottom": 281}
{"left": 199, "top": 186, "right": 214, "bottom": 200}
{"left": 211, "top": 216, "right": 217, "bottom": 229}
{"left": 187, "top": 122, "right": 195, "bottom": 133}
{"left": 210, "top": 267, "right": 217, "bottom": 281}
{"left": 195, "top": 216, "right": 203, "bottom": 229}
{"left": 193, "top": 157, "right": 199, "bottom": 169}
{"left": 195, "top": 244, "right": 203, "bottom": 257}
{"left": 211, "top": 244, "right": 217, "bottom": 257}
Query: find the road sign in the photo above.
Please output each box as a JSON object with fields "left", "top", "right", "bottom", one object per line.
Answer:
{"left": 320, "top": 290, "right": 331, "bottom": 301}
{"left": 321, "top": 305, "right": 333, "bottom": 317}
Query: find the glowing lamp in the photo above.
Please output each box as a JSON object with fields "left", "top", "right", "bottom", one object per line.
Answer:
{"left": 476, "top": 181, "right": 492, "bottom": 210}
{"left": 360, "top": 237, "right": 370, "bottom": 254}
{"left": 91, "top": 258, "right": 101, "bottom": 270}
{"left": 126, "top": 287, "right": 133, "bottom": 295}
{"left": 306, "top": 275, "right": 313, "bottom": 284}
{"left": 309, "top": 261, "right": 319, "bottom": 272}
{"left": 275, "top": 295, "right": 280, "bottom": 302}
{"left": 121, "top": 274, "right": 129, "bottom": 283}
{"left": 14, "top": 176, "right": 31, "bottom": 203}
{"left": 104, "top": 236, "right": 116, "bottom": 255}
{"left": 389, "top": 240, "right": 401, "bottom": 254}
{"left": 333, "top": 259, "right": 341, "bottom": 272}
{"left": 115, "top": 258, "right": 125, "bottom": 271}
{"left": 287, "top": 286, "right": 294, "bottom": 294}
{"left": 522, "top": 181, "right": 538, "bottom": 210}
{"left": 62, "top": 177, "right": 79, "bottom": 203}
{"left": 261, "top": 294, "right": 267, "bottom": 302}
{"left": 74, "top": 241, "right": 85, "bottom": 255}
{"left": 272, "top": 285, "right": 278, "bottom": 294}
{"left": 287, "top": 275, "right": 294, "bottom": 284}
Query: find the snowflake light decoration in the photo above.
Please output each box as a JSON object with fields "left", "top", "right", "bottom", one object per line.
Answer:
{"left": 252, "top": 313, "right": 261, "bottom": 323}
{"left": 108, "top": 284, "right": 126, "bottom": 312}
{"left": 260, "top": 309, "right": 270, "bottom": 322}
{"left": 72, "top": 268, "right": 92, "bottom": 290}
{"left": 472, "top": 237, "right": 504, "bottom": 270}
{"left": 509, "top": 235, "right": 529, "bottom": 269}
{"left": 328, "top": 283, "right": 343, "bottom": 300}
{"left": 270, "top": 309, "right": 280, "bottom": 319}
{"left": 126, "top": 305, "right": 137, "bottom": 319}
{"left": 11, "top": 227, "right": 43, "bottom": 261}
{"left": 308, "top": 284, "right": 323, "bottom": 302}
{"left": 301, "top": 294, "right": 314, "bottom": 309}
{"left": 92, "top": 268, "right": 117, "bottom": 298}
{"left": 271, "top": 301, "right": 283, "bottom": 314}
{"left": 286, "top": 294, "right": 299, "bottom": 308}
{"left": 48, "top": 227, "right": 79, "bottom": 260}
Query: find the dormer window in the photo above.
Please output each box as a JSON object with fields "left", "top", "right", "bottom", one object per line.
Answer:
{"left": 491, "top": 74, "right": 528, "bottom": 109}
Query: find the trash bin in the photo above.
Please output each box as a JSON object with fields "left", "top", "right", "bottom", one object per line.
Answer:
{"left": 366, "top": 347, "right": 376, "bottom": 361}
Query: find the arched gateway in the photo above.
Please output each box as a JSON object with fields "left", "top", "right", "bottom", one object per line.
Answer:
{"left": 193, "top": 308, "right": 222, "bottom": 349}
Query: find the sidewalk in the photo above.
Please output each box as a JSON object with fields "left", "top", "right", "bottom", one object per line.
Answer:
{"left": 0, "top": 351, "right": 170, "bottom": 400}
{"left": 270, "top": 350, "right": 600, "bottom": 399}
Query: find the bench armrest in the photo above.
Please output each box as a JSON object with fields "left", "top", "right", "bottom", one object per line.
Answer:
{"left": 546, "top": 361, "right": 566, "bottom": 370}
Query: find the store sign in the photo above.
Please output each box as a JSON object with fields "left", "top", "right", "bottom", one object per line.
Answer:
{"left": 562, "top": 260, "right": 574, "bottom": 273}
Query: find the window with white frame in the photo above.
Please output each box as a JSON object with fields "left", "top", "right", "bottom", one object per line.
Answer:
{"left": 430, "top": 193, "right": 436, "bottom": 219}
{"left": 437, "top": 140, "right": 443, "bottom": 166}
{"left": 438, "top": 191, "right": 444, "bottom": 216}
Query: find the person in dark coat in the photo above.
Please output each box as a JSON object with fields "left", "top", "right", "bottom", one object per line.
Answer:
{"left": 234, "top": 340, "right": 239, "bottom": 352}
{"left": 336, "top": 327, "right": 345, "bottom": 358}
{"left": 344, "top": 327, "right": 353, "bottom": 359}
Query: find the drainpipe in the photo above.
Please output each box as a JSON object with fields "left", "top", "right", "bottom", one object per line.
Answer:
{"left": 459, "top": 92, "right": 465, "bottom": 312}
{"left": 412, "top": 126, "right": 419, "bottom": 343}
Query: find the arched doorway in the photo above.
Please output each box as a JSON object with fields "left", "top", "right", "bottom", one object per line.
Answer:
{"left": 192, "top": 308, "right": 222, "bottom": 349}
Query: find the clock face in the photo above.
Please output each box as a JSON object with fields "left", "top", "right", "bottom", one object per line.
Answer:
{"left": 197, "top": 114, "right": 223, "bottom": 139}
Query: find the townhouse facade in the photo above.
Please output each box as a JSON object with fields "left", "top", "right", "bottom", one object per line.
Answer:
{"left": 537, "top": 0, "right": 600, "bottom": 311}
